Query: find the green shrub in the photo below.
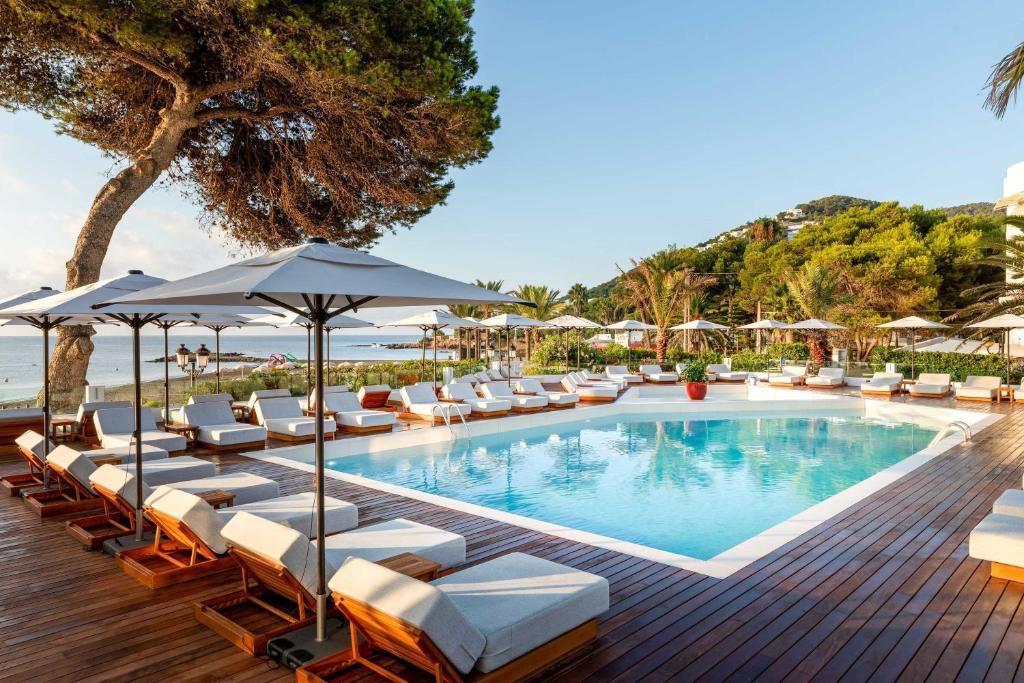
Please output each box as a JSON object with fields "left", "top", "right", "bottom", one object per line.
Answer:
{"left": 530, "top": 331, "right": 601, "bottom": 367}
{"left": 867, "top": 348, "right": 1019, "bottom": 382}
{"left": 765, "top": 342, "right": 809, "bottom": 361}
{"left": 728, "top": 351, "right": 769, "bottom": 371}
{"left": 681, "top": 362, "right": 708, "bottom": 382}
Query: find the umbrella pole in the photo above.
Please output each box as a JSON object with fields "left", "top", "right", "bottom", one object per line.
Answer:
{"left": 131, "top": 316, "right": 145, "bottom": 541}
{"left": 577, "top": 328, "right": 582, "bottom": 371}
{"left": 163, "top": 325, "right": 170, "bottom": 421}
{"left": 215, "top": 327, "right": 222, "bottom": 393}
{"left": 565, "top": 328, "right": 569, "bottom": 373}
{"left": 326, "top": 328, "right": 331, "bottom": 382}
{"left": 306, "top": 326, "right": 312, "bottom": 405}
{"left": 312, "top": 297, "right": 328, "bottom": 642}
{"left": 41, "top": 321, "right": 51, "bottom": 483}
{"left": 1007, "top": 329, "right": 1012, "bottom": 386}
{"left": 420, "top": 327, "right": 426, "bottom": 382}
{"left": 433, "top": 326, "right": 438, "bottom": 388}
{"left": 911, "top": 327, "right": 916, "bottom": 380}
{"left": 507, "top": 328, "right": 512, "bottom": 385}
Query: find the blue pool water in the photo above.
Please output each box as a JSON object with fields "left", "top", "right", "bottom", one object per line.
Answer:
{"left": 324, "top": 413, "right": 936, "bottom": 560}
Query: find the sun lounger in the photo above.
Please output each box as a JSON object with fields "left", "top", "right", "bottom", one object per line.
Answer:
{"left": 487, "top": 368, "right": 508, "bottom": 381}
{"left": 187, "top": 393, "right": 235, "bottom": 405}
{"left": 992, "top": 489, "right": 1024, "bottom": 517}
{"left": 606, "top": 365, "right": 643, "bottom": 384}
{"left": 475, "top": 370, "right": 494, "bottom": 384}
{"left": 970, "top": 513, "right": 1024, "bottom": 582}
{"left": 244, "top": 388, "right": 292, "bottom": 423}
{"left": 769, "top": 365, "right": 807, "bottom": 386}
{"left": 908, "top": 373, "right": 951, "bottom": 398}
{"left": 80, "top": 443, "right": 169, "bottom": 463}
{"left": 117, "top": 484, "right": 355, "bottom": 589}
{"left": 357, "top": 384, "right": 393, "bottom": 410}
{"left": 956, "top": 375, "right": 1001, "bottom": 402}
{"left": 75, "top": 400, "right": 132, "bottom": 443}
{"left": 93, "top": 406, "right": 187, "bottom": 453}
{"left": 562, "top": 375, "right": 617, "bottom": 402}
{"left": 859, "top": 372, "right": 904, "bottom": 396}
{"left": 305, "top": 553, "right": 608, "bottom": 682}
{"left": 579, "top": 370, "right": 627, "bottom": 390}
{"left": 441, "top": 383, "right": 511, "bottom": 417}
{"left": 706, "top": 363, "right": 747, "bottom": 383}
{"left": 806, "top": 367, "right": 846, "bottom": 388}
{"left": 400, "top": 384, "right": 471, "bottom": 424}
{"left": 308, "top": 385, "right": 350, "bottom": 408}
{"left": 254, "top": 397, "right": 336, "bottom": 442}
{"left": 515, "top": 378, "right": 579, "bottom": 408}
{"left": 454, "top": 374, "right": 479, "bottom": 385}
{"left": 481, "top": 382, "right": 548, "bottom": 412}
{"left": 323, "top": 391, "right": 396, "bottom": 433}
{"left": 181, "top": 401, "right": 268, "bottom": 450}
{"left": 1, "top": 430, "right": 54, "bottom": 496}
{"left": 195, "top": 511, "right": 466, "bottom": 655}
{"left": 639, "top": 364, "right": 679, "bottom": 383}
{"left": 0, "top": 407, "right": 45, "bottom": 447}
{"left": 25, "top": 445, "right": 214, "bottom": 518}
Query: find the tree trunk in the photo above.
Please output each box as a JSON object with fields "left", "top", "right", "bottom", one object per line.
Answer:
{"left": 48, "top": 94, "right": 197, "bottom": 398}
{"left": 655, "top": 329, "right": 668, "bottom": 362}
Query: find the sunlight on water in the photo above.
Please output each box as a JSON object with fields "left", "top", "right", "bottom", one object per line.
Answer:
{"left": 326, "top": 413, "right": 935, "bottom": 560}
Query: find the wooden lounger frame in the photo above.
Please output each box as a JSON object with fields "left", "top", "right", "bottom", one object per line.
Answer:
{"left": 340, "top": 423, "right": 395, "bottom": 434}
{"left": 359, "top": 390, "right": 393, "bottom": 410}
{"left": 22, "top": 462, "right": 102, "bottom": 518}
{"left": 265, "top": 430, "right": 337, "bottom": 443}
{"left": 768, "top": 379, "right": 805, "bottom": 387}
{"left": 908, "top": 389, "right": 950, "bottom": 398}
{"left": 806, "top": 382, "right": 847, "bottom": 390}
{"left": 642, "top": 377, "right": 677, "bottom": 385}
{"left": 1, "top": 441, "right": 47, "bottom": 496}
{"left": 297, "top": 593, "right": 598, "bottom": 683}
{"left": 65, "top": 482, "right": 148, "bottom": 550}
{"left": 860, "top": 387, "right": 900, "bottom": 397}
{"left": 194, "top": 545, "right": 324, "bottom": 655}
{"left": 195, "top": 438, "right": 268, "bottom": 452}
{"left": 116, "top": 505, "right": 236, "bottom": 589}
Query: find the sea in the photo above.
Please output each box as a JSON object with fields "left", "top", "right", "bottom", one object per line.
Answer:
{"left": 0, "top": 333, "right": 445, "bottom": 403}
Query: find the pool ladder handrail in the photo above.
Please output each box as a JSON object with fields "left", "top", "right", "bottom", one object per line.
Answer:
{"left": 929, "top": 420, "right": 971, "bottom": 447}
{"left": 433, "top": 402, "right": 469, "bottom": 441}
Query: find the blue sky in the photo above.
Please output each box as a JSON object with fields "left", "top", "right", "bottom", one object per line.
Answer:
{"left": 0, "top": 0, "right": 1022, "bottom": 335}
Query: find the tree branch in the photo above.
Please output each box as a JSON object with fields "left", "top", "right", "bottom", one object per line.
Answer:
{"left": 84, "top": 30, "right": 188, "bottom": 91}
{"left": 195, "top": 104, "right": 302, "bottom": 124}
{"left": 200, "top": 74, "right": 258, "bottom": 99}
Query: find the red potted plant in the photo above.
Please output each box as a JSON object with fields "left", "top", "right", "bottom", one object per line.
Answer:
{"left": 682, "top": 363, "right": 709, "bottom": 400}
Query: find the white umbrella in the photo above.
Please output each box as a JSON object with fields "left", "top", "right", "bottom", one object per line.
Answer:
{"left": 546, "top": 315, "right": 604, "bottom": 372}
{"left": 606, "top": 319, "right": 657, "bottom": 367}
{"left": 97, "top": 237, "right": 527, "bottom": 642}
{"left": 479, "top": 313, "right": 553, "bottom": 383}
{"left": 966, "top": 314, "right": 1024, "bottom": 384}
{"left": 382, "top": 310, "right": 482, "bottom": 386}
{"left": 250, "top": 311, "right": 372, "bottom": 401}
{"left": 876, "top": 316, "right": 950, "bottom": 379}
{"left": 670, "top": 319, "right": 730, "bottom": 355}
{"left": 785, "top": 318, "right": 847, "bottom": 330}
{"left": 738, "top": 318, "right": 788, "bottom": 352}
{"left": 2, "top": 270, "right": 267, "bottom": 538}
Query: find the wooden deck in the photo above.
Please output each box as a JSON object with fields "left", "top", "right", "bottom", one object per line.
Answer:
{"left": 2, "top": 399, "right": 1024, "bottom": 681}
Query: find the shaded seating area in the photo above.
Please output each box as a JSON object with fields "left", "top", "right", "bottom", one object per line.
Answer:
{"left": 322, "top": 391, "right": 396, "bottom": 434}
{"left": 441, "top": 382, "right": 512, "bottom": 418}
{"left": 254, "top": 396, "right": 336, "bottom": 442}
{"left": 400, "top": 384, "right": 471, "bottom": 424}
{"left": 606, "top": 365, "right": 642, "bottom": 384}
{"left": 515, "top": 377, "right": 579, "bottom": 408}
{"left": 562, "top": 374, "right": 616, "bottom": 402}
{"left": 806, "top": 367, "right": 846, "bottom": 388}
{"left": 639, "top": 363, "right": 678, "bottom": 383}
{"left": 1, "top": 430, "right": 53, "bottom": 495}
{"left": 908, "top": 372, "right": 951, "bottom": 398}
{"left": 706, "top": 363, "right": 747, "bottom": 383}
{"left": 481, "top": 381, "right": 548, "bottom": 412}
{"left": 956, "top": 375, "right": 1002, "bottom": 402}
{"left": 768, "top": 365, "right": 807, "bottom": 386}
{"left": 75, "top": 400, "right": 131, "bottom": 443}
{"left": 860, "top": 371, "right": 903, "bottom": 396}
{"left": 181, "top": 400, "right": 268, "bottom": 450}
{"left": 304, "top": 553, "right": 609, "bottom": 682}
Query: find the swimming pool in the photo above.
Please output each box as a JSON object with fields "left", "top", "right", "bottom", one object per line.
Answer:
{"left": 322, "top": 412, "right": 933, "bottom": 560}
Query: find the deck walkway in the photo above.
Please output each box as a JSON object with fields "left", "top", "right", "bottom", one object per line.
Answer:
{"left": 1, "top": 399, "right": 1023, "bottom": 681}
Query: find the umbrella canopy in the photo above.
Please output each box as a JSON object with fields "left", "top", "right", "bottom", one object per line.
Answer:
{"left": 98, "top": 237, "right": 526, "bottom": 643}
{"left": 0, "top": 286, "right": 60, "bottom": 314}
{"left": 670, "top": 319, "right": 729, "bottom": 331}
{"left": 382, "top": 309, "right": 482, "bottom": 384}
{"left": 786, "top": 318, "right": 846, "bottom": 330}
{"left": 738, "top": 319, "right": 789, "bottom": 330}
{"left": 877, "top": 317, "right": 950, "bottom": 378}
{"left": 546, "top": 315, "right": 603, "bottom": 372}
{"left": 966, "top": 314, "right": 1024, "bottom": 383}
{"left": 606, "top": 319, "right": 657, "bottom": 330}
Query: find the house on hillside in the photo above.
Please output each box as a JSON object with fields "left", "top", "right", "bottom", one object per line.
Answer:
{"left": 996, "top": 161, "right": 1024, "bottom": 347}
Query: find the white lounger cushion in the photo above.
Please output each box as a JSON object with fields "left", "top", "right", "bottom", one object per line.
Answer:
{"left": 255, "top": 397, "right": 335, "bottom": 436}
{"left": 324, "top": 392, "right": 396, "bottom": 428}
{"left": 576, "top": 371, "right": 625, "bottom": 390}
{"left": 88, "top": 458, "right": 216, "bottom": 502}
{"left": 481, "top": 383, "right": 548, "bottom": 409}
{"left": 309, "top": 385, "right": 350, "bottom": 407}
{"left": 605, "top": 366, "right": 642, "bottom": 382}
{"left": 969, "top": 513, "right": 1024, "bottom": 566}
{"left": 769, "top": 366, "right": 807, "bottom": 384}
{"left": 317, "top": 517, "right": 466, "bottom": 570}
{"left": 993, "top": 489, "right": 1024, "bottom": 517}
{"left": 164, "top": 471, "right": 280, "bottom": 505}
{"left": 94, "top": 406, "right": 187, "bottom": 452}
{"left": 146, "top": 486, "right": 230, "bottom": 554}
{"left": 639, "top": 365, "right": 679, "bottom": 382}
{"left": 331, "top": 557, "right": 485, "bottom": 674}
{"left": 806, "top": 367, "right": 846, "bottom": 386}
{"left": 442, "top": 384, "right": 512, "bottom": 414}
{"left": 15, "top": 430, "right": 54, "bottom": 459}
{"left": 81, "top": 444, "right": 168, "bottom": 463}
{"left": 216, "top": 491, "right": 358, "bottom": 538}
{"left": 909, "top": 373, "right": 951, "bottom": 396}
{"left": 561, "top": 377, "right": 616, "bottom": 399}
{"left": 76, "top": 400, "right": 131, "bottom": 422}
{"left": 0, "top": 407, "right": 43, "bottom": 422}
{"left": 187, "top": 393, "right": 234, "bottom": 405}
{"left": 861, "top": 372, "right": 903, "bottom": 393}
{"left": 46, "top": 446, "right": 101, "bottom": 491}
{"left": 357, "top": 384, "right": 393, "bottom": 405}
{"left": 182, "top": 401, "right": 268, "bottom": 446}
{"left": 514, "top": 379, "right": 579, "bottom": 405}
{"left": 401, "top": 385, "right": 471, "bottom": 418}
{"left": 956, "top": 376, "right": 1001, "bottom": 399}
{"left": 246, "top": 388, "right": 292, "bottom": 411}
{"left": 706, "top": 364, "right": 747, "bottom": 381}
{"left": 433, "top": 553, "right": 610, "bottom": 673}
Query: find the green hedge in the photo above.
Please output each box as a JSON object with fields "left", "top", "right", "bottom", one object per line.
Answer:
{"left": 728, "top": 351, "right": 769, "bottom": 371}
{"left": 867, "top": 348, "right": 1019, "bottom": 382}
{"left": 666, "top": 348, "right": 723, "bottom": 365}
{"left": 764, "top": 342, "right": 810, "bottom": 360}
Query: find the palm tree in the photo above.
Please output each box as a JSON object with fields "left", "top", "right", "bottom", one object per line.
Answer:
{"left": 786, "top": 262, "right": 848, "bottom": 364}
{"left": 567, "top": 283, "right": 588, "bottom": 316}
{"left": 619, "top": 258, "right": 715, "bottom": 360}
{"left": 474, "top": 279, "right": 505, "bottom": 362}
{"left": 449, "top": 303, "right": 479, "bottom": 360}
{"left": 510, "top": 284, "right": 563, "bottom": 357}
{"left": 985, "top": 41, "right": 1024, "bottom": 117}
{"left": 952, "top": 227, "right": 1024, "bottom": 330}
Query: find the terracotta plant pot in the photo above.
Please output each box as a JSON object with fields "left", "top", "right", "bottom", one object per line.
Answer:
{"left": 685, "top": 381, "right": 708, "bottom": 400}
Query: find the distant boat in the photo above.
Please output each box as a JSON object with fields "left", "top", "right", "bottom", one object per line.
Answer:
{"left": 371, "top": 342, "right": 382, "bottom": 348}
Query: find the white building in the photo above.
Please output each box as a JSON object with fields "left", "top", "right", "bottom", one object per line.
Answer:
{"left": 995, "top": 161, "right": 1024, "bottom": 346}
